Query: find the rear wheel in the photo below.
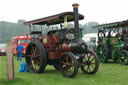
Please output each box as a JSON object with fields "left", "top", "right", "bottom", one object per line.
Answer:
{"left": 81, "top": 50, "right": 99, "bottom": 74}
{"left": 96, "top": 44, "right": 109, "bottom": 63}
{"left": 59, "top": 52, "right": 78, "bottom": 78}
{"left": 119, "top": 50, "right": 128, "bottom": 65}
{"left": 25, "top": 41, "right": 47, "bottom": 73}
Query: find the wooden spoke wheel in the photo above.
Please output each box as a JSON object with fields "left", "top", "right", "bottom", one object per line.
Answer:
{"left": 96, "top": 44, "right": 109, "bottom": 63}
{"left": 81, "top": 50, "right": 99, "bottom": 74}
{"left": 59, "top": 52, "right": 78, "bottom": 78}
{"left": 25, "top": 41, "right": 47, "bottom": 73}
{"left": 119, "top": 50, "right": 128, "bottom": 65}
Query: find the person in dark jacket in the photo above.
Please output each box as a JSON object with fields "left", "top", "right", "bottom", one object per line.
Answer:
{"left": 16, "top": 43, "right": 24, "bottom": 61}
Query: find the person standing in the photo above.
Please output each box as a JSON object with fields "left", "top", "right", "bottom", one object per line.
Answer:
{"left": 16, "top": 43, "right": 24, "bottom": 61}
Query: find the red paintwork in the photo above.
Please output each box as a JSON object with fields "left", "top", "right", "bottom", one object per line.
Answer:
{"left": 40, "top": 34, "right": 70, "bottom": 59}
{"left": 112, "top": 40, "right": 115, "bottom": 43}
{"left": 12, "top": 34, "right": 32, "bottom": 55}
{"left": 59, "top": 43, "right": 70, "bottom": 51}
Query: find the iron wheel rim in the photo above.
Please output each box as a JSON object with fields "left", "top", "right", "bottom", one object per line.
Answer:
{"left": 81, "top": 50, "right": 99, "bottom": 74}
{"left": 25, "top": 41, "right": 47, "bottom": 73}
{"left": 96, "top": 45, "right": 107, "bottom": 62}
{"left": 59, "top": 52, "right": 78, "bottom": 78}
{"left": 119, "top": 50, "right": 128, "bottom": 65}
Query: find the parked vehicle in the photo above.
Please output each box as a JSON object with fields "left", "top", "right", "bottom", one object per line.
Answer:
{"left": 11, "top": 33, "right": 32, "bottom": 55}
{"left": 0, "top": 43, "right": 6, "bottom": 56}
{"left": 24, "top": 4, "right": 99, "bottom": 78}
{"left": 93, "top": 20, "right": 128, "bottom": 65}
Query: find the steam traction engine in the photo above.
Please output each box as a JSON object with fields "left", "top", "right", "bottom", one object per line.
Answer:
{"left": 93, "top": 20, "right": 128, "bottom": 65}
{"left": 24, "top": 4, "right": 99, "bottom": 78}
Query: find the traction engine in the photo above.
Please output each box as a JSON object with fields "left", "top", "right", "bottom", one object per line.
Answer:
{"left": 24, "top": 3, "right": 99, "bottom": 78}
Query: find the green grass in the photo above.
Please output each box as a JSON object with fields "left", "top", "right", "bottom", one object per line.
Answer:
{"left": 0, "top": 56, "right": 128, "bottom": 85}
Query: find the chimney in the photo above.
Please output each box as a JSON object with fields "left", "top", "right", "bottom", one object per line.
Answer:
{"left": 72, "top": 3, "right": 80, "bottom": 41}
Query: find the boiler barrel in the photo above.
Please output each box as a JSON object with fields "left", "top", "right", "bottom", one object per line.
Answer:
{"left": 70, "top": 40, "right": 88, "bottom": 54}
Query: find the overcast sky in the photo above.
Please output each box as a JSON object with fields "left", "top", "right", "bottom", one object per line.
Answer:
{"left": 0, "top": 0, "right": 128, "bottom": 24}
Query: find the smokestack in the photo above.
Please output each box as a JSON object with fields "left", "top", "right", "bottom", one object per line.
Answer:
{"left": 72, "top": 3, "right": 80, "bottom": 41}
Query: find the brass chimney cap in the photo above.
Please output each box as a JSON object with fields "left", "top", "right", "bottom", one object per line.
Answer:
{"left": 72, "top": 3, "right": 79, "bottom": 8}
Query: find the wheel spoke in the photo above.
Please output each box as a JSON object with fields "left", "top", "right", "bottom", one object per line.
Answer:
{"left": 68, "top": 62, "right": 73, "bottom": 66}
{"left": 83, "top": 57, "right": 87, "bottom": 62}
{"left": 32, "top": 60, "right": 35, "bottom": 69}
{"left": 83, "top": 64, "right": 87, "bottom": 67}
{"left": 90, "top": 57, "right": 95, "bottom": 62}
{"left": 81, "top": 50, "right": 99, "bottom": 74}
{"left": 87, "top": 66, "right": 90, "bottom": 72}
{"left": 62, "top": 61, "right": 66, "bottom": 65}
{"left": 34, "top": 46, "right": 38, "bottom": 55}
{"left": 88, "top": 66, "right": 91, "bottom": 72}
{"left": 60, "top": 52, "right": 78, "bottom": 78}
{"left": 25, "top": 42, "right": 47, "bottom": 73}
{"left": 27, "top": 54, "right": 32, "bottom": 57}
{"left": 63, "top": 65, "right": 67, "bottom": 71}
{"left": 35, "top": 63, "right": 37, "bottom": 70}
{"left": 91, "top": 62, "right": 96, "bottom": 64}
{"left": 90, "top": 64, "right": 95, "bottom": 69}
{"left": 30, "top": 46, "right": 40, "bottom": 71}
{"left": 70, "top": 65, "right": 74, "bottom": 69}
{"left": 35, "top": 54, "right": 40, "bottom": 58}
{"left": 34, "top": 61, "right": 37, "bottom": 70}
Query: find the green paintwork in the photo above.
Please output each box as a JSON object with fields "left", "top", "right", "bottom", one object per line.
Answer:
{"left": 95, "top": 19, "right": 128, "bottom": 65}
{"left": 80, "top": 28, "right": 83, "bottom": 39}
{"left": 96, "top": 28, "right": 127, "bottom": 64}
{"left": 98, "top": 37, "right": 124, "bottom": 60}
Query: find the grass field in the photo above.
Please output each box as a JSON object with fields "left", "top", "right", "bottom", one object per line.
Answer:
{"left": 0, "top": 56, "right": 128, "bottom": 85}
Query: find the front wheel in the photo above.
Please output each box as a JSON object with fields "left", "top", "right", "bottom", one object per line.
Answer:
{"left": 119, "top": 50, "right": 128, "bottom": 65}
{"left": 81, "top": 50, "right": 99, "bottom": 74}
{"left": 59, "top": 52, "right": 78, "bottom": 78}
{"left": 96, "top": 44, "right": 109, "bottom": 63}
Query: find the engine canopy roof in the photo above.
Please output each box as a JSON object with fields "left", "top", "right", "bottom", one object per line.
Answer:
{"left": 24, "top": 12, "right": 84, "bottom": 26}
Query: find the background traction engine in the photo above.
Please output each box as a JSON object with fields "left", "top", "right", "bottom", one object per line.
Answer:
{"left": 93, "top": 21, "right": 128, "bottom": 65}
{"left": 24, "top": 4, "right": 99, "bottom": 78}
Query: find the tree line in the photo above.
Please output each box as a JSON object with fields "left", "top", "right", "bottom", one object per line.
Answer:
{"left": 0, "top": 20, "right": 99, "bottom": 43}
